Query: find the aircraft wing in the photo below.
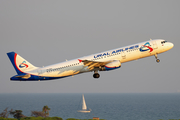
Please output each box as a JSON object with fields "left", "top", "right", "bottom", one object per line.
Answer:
{"left": 78, "top": 59, "right": 113, "bottom": 70}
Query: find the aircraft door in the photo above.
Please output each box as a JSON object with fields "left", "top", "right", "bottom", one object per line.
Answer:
{"left": 38, "top": 69, "right": 42, "bottom": 75}
{"left": 121, "top": 52, "right": 126, "bottom": 59}
{"left": 152, "top": 41, "right": 158, "bottom": 49}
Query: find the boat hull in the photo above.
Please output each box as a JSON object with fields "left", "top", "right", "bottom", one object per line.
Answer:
{"left": 78, "top": 110, "right": 91, "bottom": 113}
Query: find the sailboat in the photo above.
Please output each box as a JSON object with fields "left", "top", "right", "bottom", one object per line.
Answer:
{"left": 78, "top": 94, "right": 91, "bottom": 113}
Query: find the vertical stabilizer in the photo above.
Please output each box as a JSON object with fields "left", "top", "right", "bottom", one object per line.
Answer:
{"left": 7, "top": 52, "right": 37, "bottom": 74}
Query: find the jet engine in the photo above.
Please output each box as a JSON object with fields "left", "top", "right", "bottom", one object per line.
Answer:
{"left": 100, "top": 60, "right": 121, "bottom": 71}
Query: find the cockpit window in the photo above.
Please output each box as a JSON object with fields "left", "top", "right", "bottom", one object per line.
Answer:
{"left": 161, "top": 41, "right": 167, "bottom": 44}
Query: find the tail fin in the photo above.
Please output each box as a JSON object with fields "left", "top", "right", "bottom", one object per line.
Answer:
{"left": 7, "top": 52, "right": 37, "bottom": 74}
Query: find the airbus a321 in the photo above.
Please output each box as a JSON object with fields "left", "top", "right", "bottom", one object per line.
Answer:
{"left": 7, "top": 39, "right": 174, "bottom": 81}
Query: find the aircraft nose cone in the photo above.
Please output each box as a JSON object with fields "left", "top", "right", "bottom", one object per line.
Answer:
{"left": 169, "top": 42, "right": 174, "bottom": 49}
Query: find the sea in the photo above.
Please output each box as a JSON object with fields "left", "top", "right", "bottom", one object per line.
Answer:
{"left": 0, "top": 93, "right": 180, "bottom": 120}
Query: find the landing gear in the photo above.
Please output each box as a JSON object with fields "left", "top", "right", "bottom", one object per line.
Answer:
{"left": 156, "top": 59, "right": 160, "bottom": 63}
{"left": 93, "top": 73, "right": 100, "bottom": 78}
{"left": 155, "top": 54, "right": 160, "bottom": 63}
{"left": 93, "top": 71, "right": 100, "bottom": 78}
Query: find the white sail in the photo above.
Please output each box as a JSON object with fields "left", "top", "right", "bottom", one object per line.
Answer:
{"left": 78, "top": 94, "right": 91, "bottom": 113}
{"left": 82, "top": 94, "right": 87, "bottom": 110}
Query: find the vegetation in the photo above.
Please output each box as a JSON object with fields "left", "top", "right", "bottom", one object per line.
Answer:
{"left": 0, "top": 106, "right": 105, "bottom": 120}
{"left": 0, "top": 108, "right": 13, "bottom": 118}
{"left": 0, "top": 118, "right": 105, "bottom": 120}
{"left": 31, "top": 111, "right": 46, "bottom": 118}
{"left": 9, "top": 110, "right": 26, "bottom": 119}
{"left": 65, "top": 118, "right": 105, "bottom": 120}
{"left": 42, "top": 106, "right": 51, "bottom": 117}
{"left": 0, "top": 117, "right": 63, "bottom": 120}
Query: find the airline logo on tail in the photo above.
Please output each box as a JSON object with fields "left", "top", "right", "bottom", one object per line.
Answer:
{"left": 19, "top": 61, "right": 28, "bottom": 68}
{"left": 140, "top": 42, "right": 153, "bottom": 52}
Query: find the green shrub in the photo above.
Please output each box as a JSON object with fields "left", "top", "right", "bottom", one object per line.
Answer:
{"left": 66, "top": 118, "right": 79, "bottom": 120}
{"left": 44, "top": 117, "right": 63, "bottom": 120}
{"left": 20, "top": 117, "right": 44, "bottom": 120}
{"left": 51, "top": 117, "right": 63, "bottom": 120}
{"left": 0, "top": 118, "right": 17, "bottom": 120}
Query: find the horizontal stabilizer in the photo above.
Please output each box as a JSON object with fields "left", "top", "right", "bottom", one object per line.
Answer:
{"left": 14, "top": 73, "right": 31, "bottom": 79}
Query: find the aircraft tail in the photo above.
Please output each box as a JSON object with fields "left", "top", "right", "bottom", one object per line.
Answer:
{"left": 7, "top": 52, "right": 37, "bottom": 75}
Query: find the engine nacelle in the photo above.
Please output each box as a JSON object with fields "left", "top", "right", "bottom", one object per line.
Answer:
{"left": 100, "top": 60, "right": 121, "bottom": 71}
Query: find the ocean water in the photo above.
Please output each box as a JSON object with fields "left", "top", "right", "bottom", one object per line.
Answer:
{"left": 0, "top": 93, "right": 180, "bottom": 120}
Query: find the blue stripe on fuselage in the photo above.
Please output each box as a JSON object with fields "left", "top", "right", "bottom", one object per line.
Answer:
{"left": 10, "top": 74, "right": 70, "bottom": 81}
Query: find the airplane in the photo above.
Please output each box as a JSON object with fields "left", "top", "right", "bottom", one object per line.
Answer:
{"left": 7, "top": 39, "right": 174, "bottom": 81}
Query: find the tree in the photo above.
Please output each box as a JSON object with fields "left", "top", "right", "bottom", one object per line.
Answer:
{"left": 42, "top": 105, "right": 51, "bottom": 117}
{"left": 10, "top": 110, "right": 26, "bottom": 119}
{"left": 0, "top": 108, "right": 13, "bottom": 118}
{"left": 31, "top": 111, "right": 46, "bottom": 118}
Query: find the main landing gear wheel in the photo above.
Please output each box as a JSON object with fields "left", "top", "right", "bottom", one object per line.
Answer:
{"left": 93, "top": 73, "right": 100, "bottom": 78}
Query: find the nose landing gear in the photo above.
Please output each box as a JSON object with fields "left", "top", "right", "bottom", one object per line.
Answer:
{"left": 155, "top": 54, "right": 160, "bottom": 63}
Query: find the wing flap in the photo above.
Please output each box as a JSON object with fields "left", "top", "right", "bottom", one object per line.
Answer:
{"left": 80, "top": 59, "right": 113, "bottom": 70}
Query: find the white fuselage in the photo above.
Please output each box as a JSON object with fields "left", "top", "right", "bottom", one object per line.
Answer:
{"left": 25, "top": 39, "right": 173, "bottom": 79}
